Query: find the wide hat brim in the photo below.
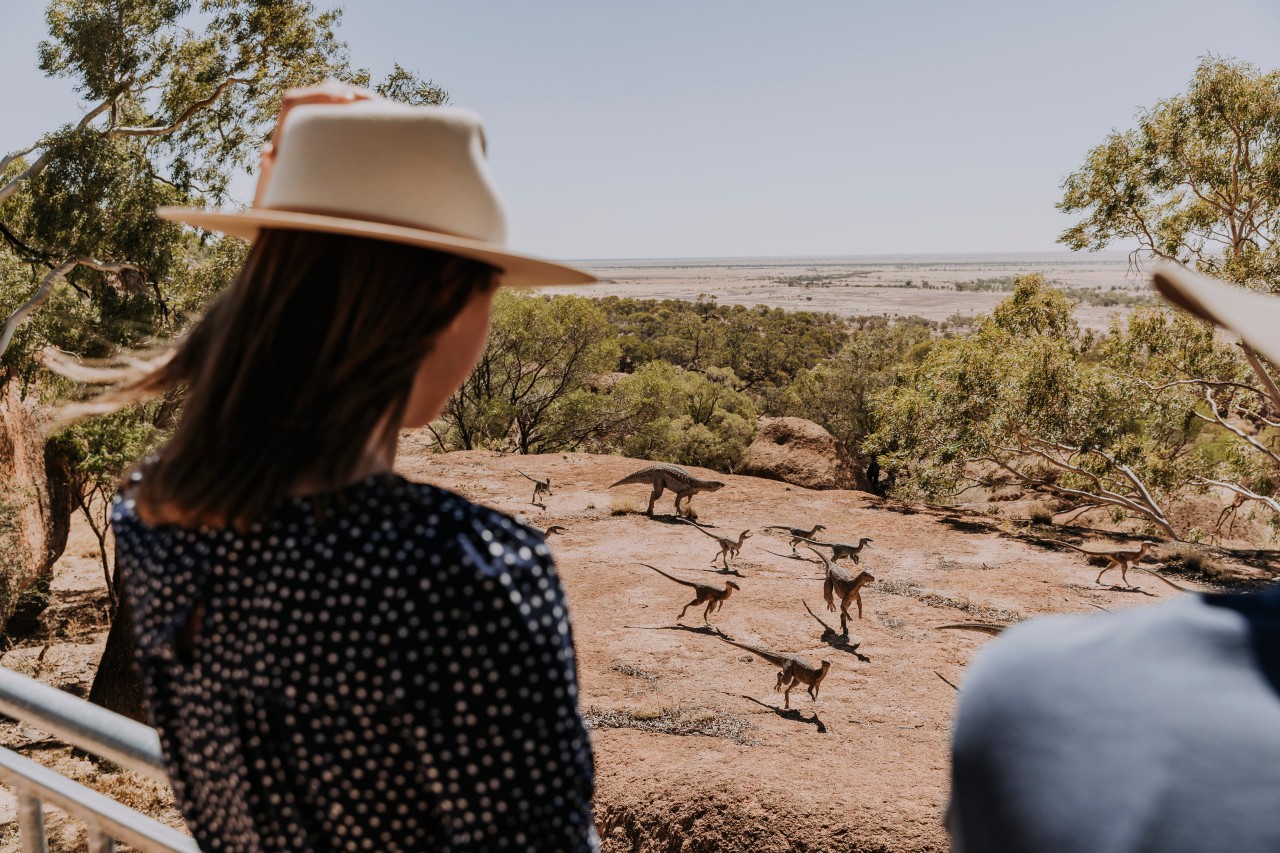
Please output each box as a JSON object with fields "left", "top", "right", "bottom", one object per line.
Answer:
{"left": 1151, "top": 261, "right": 1280, "bottom": 368}
{"left": 158, "top": 206, "right": 596, "bottom": 288}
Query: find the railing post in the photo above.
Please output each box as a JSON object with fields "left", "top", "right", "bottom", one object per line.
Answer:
{"left": 17, "top": 790, "right": 47, "bottom": 853}
{"left": 88, "top": 827, "right": 116, "bottom": 853}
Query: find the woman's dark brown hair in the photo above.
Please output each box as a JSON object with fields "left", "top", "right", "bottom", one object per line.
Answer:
{"left": 50, "top": 229, "right": 497, "bottom": 528}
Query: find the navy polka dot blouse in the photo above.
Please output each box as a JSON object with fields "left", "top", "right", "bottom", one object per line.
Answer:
{"left": 112, "top": 470, "right": 598, "bottom": 851}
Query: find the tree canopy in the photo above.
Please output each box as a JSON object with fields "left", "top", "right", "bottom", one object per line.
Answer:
{"left": 1059, "top": 56, "right": 1280, "bottom": 289}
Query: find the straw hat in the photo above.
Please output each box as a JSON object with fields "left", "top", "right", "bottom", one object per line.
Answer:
{"left": 1151, "top": 261, "right": 1280, "bottom": 369}
{"left": 158, "top": 100, "right": 595, "bottom": 287}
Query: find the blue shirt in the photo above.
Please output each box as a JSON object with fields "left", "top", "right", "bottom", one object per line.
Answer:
{"left": 948, "top": 589, "right": 1280, "bottom": 852}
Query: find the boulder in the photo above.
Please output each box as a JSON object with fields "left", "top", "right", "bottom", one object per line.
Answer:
{"left": 740, "top": 417, "right": 871, "bottom": 492}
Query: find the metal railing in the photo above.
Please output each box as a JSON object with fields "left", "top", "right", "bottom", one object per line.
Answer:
{"left": 0, "top": 666, "right": 198, "bottom": 852}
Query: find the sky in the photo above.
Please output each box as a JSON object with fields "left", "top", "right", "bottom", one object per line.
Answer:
{"left": 3, "top": 0, "right": 1280, "bottom": 260}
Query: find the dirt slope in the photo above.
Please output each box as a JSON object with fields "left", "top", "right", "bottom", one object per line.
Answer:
{"left": 396, "top": 438, "right": 1250, "bottom": 853}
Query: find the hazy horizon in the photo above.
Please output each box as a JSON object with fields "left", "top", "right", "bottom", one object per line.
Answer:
{"left": 5, "top": 2, "right": 1279, "bottom": 259}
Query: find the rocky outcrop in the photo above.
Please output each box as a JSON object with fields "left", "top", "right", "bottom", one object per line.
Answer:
{"left": 739, "top": 416, "right": 870, "bottom": 492}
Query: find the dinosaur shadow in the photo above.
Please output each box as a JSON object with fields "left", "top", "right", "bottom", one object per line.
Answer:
{"left": 739, "top": 695, "right": 826, "bottom": 733}
{"left": 818, "top": 631, "right": 871, "bottom": 662}
{"left": 700, "top": 567, "right": 747, "bottom": 578}
{"left": 1099, "top": 584, "right": 1156, "bottom": 597}
{"left": 757, "top": 546, "right": 822, "bottom": 564}
{"left": 625, "top": 623, "right": 732, "bottom": 638}
{"left": 644, "top": 513, "right": 718, "bottom": 529}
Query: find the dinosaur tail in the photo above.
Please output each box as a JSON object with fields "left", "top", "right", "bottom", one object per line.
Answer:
{"left": 641, "top": 563, "right": 692, "bottom": 587}
{"left": 610, "top": 471, "right": 653, "bottom": 488}
{"left": 718, "top": 637, "right": 783, "bottom": 667}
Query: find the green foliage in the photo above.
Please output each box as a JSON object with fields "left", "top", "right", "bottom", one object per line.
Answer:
{"left": 1059, "top": 55, "right": 1280, "bottom": 289}
{"left": 780, "top": 317, "right": 932, "bottom": 456}
{"left": 597, "top": 296, "right": 849, "bottom": 408}
{"left": 608, "top": 363, "right": 756, "bottom": 471}
{"left": 435, "top": 292, "right": 621, "bottom": 454}
{"left": 866, "top": 275, "right": 1200, "bottom": 535}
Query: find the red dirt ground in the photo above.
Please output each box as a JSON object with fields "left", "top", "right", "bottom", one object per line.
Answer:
{"left": 2, "top": 436, "right": 1269, "bottom": 851}
{"left": 397, "top": 439, "right": 1259, "bottom": 852}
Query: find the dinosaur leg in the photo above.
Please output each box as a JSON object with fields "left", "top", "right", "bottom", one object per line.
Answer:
{"left": 678, "top": 599, "right": 698, "bottom": 620}
{"left": 647, "top": 485, "right": 662, "bottom": 515}
{"left": 839, "top": 602, "right": 851, "bottom": 636}
{"left": 1119, "top": 561, "right": 1132, "bottom": 588}
{"left": 1096, "top": 562, "right": 1116, "bottom": 585}
{"left": 854, "top": 590, "right": 864, "bottom": 619}
{"left": 824, "top": 576, "right": 837, "bottom": 613}
{"left": 774, "top": 671, "right": 786, "bottom": 692}
{"left": 809, "top": 681, "right": 819, "bottom": 702}
{"left": 783, "top": 678, "right": 796, "bottom": 709}
{"left": 704, "top": 599, "right": 715, "bottom": 623}
{"left": 721, "top": 547, "right": 731, "bottom": 569}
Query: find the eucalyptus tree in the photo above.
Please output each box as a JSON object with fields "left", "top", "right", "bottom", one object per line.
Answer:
{"left": 867, "top": 276, "right": 1204, "bottom": 539}
{"left": 1059, "top": 56, "right": 1280, "bottom": 538}
{"left": 1, "top": 0, "right": 445, "bottom": 372}
{"left": 1059, "top": 56, "right": 1280, "bottom": 288}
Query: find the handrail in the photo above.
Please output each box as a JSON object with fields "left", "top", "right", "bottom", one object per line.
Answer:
{"left": 0, "top": 666, "right": 196, "bottom": 852}
{"left": 0, "top": 666, "right": 167, "bottom": 781}
{"left": 0, "top": 746, "right": 198, "bottom": 852}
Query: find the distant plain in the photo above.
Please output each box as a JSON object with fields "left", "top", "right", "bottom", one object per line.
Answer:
{"left": 550, "top": 252, "right": 1145, "bottom": 330}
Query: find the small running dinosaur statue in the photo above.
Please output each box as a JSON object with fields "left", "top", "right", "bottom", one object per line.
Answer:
{"left": 763, "top": 523, "right": 827, "bottom": 554}
{"left": 610, "top": 463, "right": 725, "bottom": 516}
{"left": 1050, "top": 539, "right": 1157, "bottom": 588}
{"left": 795, "top": 535, "right": 873, "bottom": 564}
{"left": 642, "top": 564, "right": 740, "bottom": 624}
{"left": 515, "top": 469, "right": 552, "bottom": 507}
{"left": 681, "top": 518, "right": 752, "bottom": 568}
{"left": 719, "top": 636, "right": 831, "bottom": 709}
{"left": 805, "top": 545, "right": 874, "bottom": 636}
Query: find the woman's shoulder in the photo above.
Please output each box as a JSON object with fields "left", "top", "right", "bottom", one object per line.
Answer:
{"left": 397, "top": 475, "right": 550, "bottom": 556}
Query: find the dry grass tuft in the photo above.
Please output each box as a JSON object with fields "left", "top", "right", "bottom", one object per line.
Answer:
{"left": 584, "top": 705, "right": 757, "bottom": 745}
{"left": 610, "top": 494, "right": 644, "bottom": 516}
{"left": 1027, "top": 504, "right": 1056, "bottom": 526}
{"left": 876, "top": 578, "right": 1023, "bottom": 623}
{"left": 1161, "top": 544, "right": 1228, "bottom": 579}
{"left": 610, "top": 662, "right": 659, "bottom": 681}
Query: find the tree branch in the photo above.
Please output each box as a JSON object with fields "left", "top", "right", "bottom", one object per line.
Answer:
{"left": 110, "top": 77, "right": 251, "bottom": 137}
{"left": 0, "top": 256, "right": 143, "bottom": 358}
{"left": 0, "top": 99, "right": 112, "bottom": 205}
{"left": 1241, "top": 345, "right": 1280, "bottom": 411}
{"left": 1193, "top": 477, "right": 1280, "bottom": 517}
{"left": 0, "top": 142, "right": 42, "bottom": 177}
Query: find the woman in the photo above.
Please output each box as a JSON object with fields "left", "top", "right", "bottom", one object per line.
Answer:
{"left": 58, "top": 83, "right": 600, "bottom": 851}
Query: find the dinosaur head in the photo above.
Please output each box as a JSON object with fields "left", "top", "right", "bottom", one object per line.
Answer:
{"left": 819, "top": 659, "right": 832, "bottom": 671}
{"left": 814, "top": 524, "right": 827, "bottom": 533}
{"left": 545, "top": 525, "right": 566, "bottom": 536}
{"left": 860, "top": 537, "right": 874, "bottom": 547}
{"left": 726, "top": 580, "right": 741, "bottom": 592}
{"left": 705, "top": 480, "right": 726, "bottom": 491}
{"left": 740, "top": 530, "right": 753, "bottom": 539}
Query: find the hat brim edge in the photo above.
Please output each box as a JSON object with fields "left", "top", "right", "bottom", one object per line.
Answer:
{"left": 157, "top": 206, "right": 597, "bottom": 288}
{"left": 1151, "top": 261, "right": 1280, "bottom": 368}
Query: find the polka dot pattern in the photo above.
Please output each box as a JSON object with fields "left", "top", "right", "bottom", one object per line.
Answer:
{"left": 112, "top": 471, "right": 598, "bottom": 852}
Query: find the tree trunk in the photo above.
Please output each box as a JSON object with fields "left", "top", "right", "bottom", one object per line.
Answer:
{"left": 88, "top": 570, "right": 146, "bottom": 723}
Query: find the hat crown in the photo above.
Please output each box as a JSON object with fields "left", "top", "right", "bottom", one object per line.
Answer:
{"left": 261, "top": 101, "right": 508, "bottom": 245}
